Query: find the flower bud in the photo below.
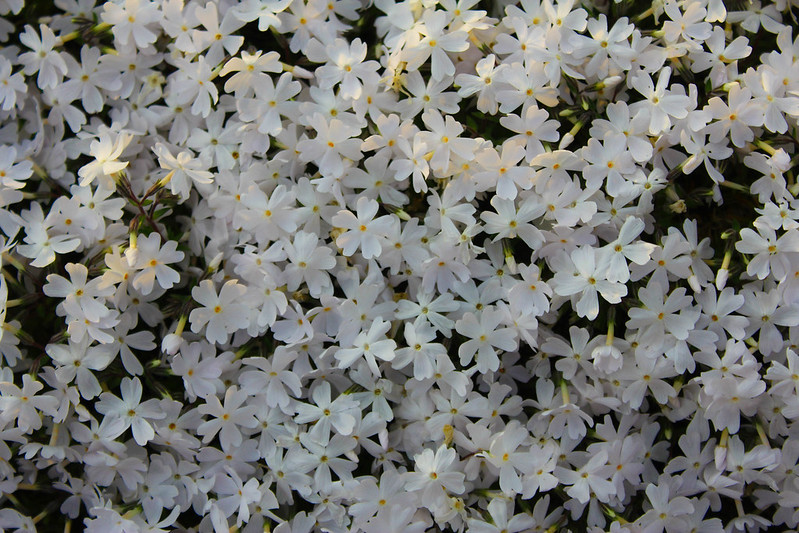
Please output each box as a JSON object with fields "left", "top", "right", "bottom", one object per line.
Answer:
{"left": 687, "top": 273, "right": 702, "bottom": 293}
{"left": 161, "top": 333, "right": 183, "bottom": 355}
{"left": 715, "top": 268, "right": 728, "bottom": 290}
{"left": 669, "top": 199, "right": 687, "bottom": 213}
{"left": 600, "top": 75, "right": 622, "bottom": 90}
{"left": 559, "top": 133, "right": 575, "bottom": 150}
{"left": 714, "top": 428, "right": 729, "bottom": 471}
{"left": 443, "top": 424, "right": 454, "bottom": 446}
{"left": 715, "top": 249, "right": 732, "bottom": 290}
{"left": 592, "top": 344, "right": 623, "bottom": 373}
{"left": 206, "top": 252, "right": 224, "bottom": 273}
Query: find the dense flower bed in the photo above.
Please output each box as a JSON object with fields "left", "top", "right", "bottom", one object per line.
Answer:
{"left": 0, "top": 0, "right": 798, "bottom": 531}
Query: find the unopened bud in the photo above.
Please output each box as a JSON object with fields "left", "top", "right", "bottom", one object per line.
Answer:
{"left": 559, "top": 133, "right": 575, "bottom": 150}
{"left": 715, "top": 428, "right": 729, "bottom": 471}
{"left": 502, "top": 239, "right": 517, "bottom": 274}
{"left": 122, "top": 508, "right": 141, "bottom": 520}
{"left": 598, "top": 75, "right": 622, "bottom": 90}
{"left": 57, "top": 30, "right": 80, "bottom": 45}
{"left": 162, "top": 315, "right": 188, "bottom": 355}
{"left": 754, "top": 139, "right": 776, "bottom": 156}
{"left": 162, "top": 333, "right": 183, "bottom": 355}
{"left": 755, "top": 421, "right": 770, "bottom": 447}
{"left": 282, "top": 63, "right": 314, "bottom": 79}
{"left": 592, "top": 344, "right": 623, "bottom": 373}
{"left": 207, "top": 252, "right": 224, "bottom": 273}
{"left": 560, "top": 380, "right": 570, "bottom": 404}
{"left": 443, "top": 424, "right": 454, "bottom": 446}
{"left": 670, "top": 199, "right": 687, "bottom": 213}
{"left": 156, "top": 169, "right": 175, "bottom": 189}
{"left": 715, "top": 268, "right": 728, "bottom": 290}
{"left": 126, "top": 232, "right": 139, "bottom": 265}
{"left": 329, "top": 227, "right": 345, "bottom": 242}
{"left": 385, "top": 205, "right": 411, "bottom": 221}
{"left": 715, "top": 249, "right": 732, "bottom": 290}
{"left": 91, "top": 22, "right": 112, "bottom": 34}
{"left": 687, "top": 273, "right": 702, "bottom": 293}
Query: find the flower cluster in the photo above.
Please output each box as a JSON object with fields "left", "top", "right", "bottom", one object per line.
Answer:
{"left": 0, "top": 0, "right": 798, "bottom": 531}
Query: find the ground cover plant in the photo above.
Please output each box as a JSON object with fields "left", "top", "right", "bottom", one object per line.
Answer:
{"left": 0, "top": 0, "right": 798, "bottom": 531}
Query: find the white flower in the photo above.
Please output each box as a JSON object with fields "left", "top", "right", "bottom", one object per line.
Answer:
{"left": 293, "top": 381, "right": 359, "bottom": 441}
{"left": 555, "top": 450, "right": 615, "bottom": 505}
{"left": 627, "top": 281, "right": 698, "bottom": 342}
{"left": 153, "top": 143, "right": 214, "bottom": 200}
{"left": 44, "top": 262, "right": 115, "bottom": 324}
{"left": 189, "top": 279, "right": 250, "bottom": 345}
{"left": 0, "top": 56, "right": 26, "bottom": 111}
{"left": 629, "top": 67, "right": 692, "bottom": 134}
{"left": 481, "top": 195, "right": 545, "bottom": 249}
{"left": 236, "top": 71, "right": 301, "bottom": 136}
{"left": 297, "top": 113, "right": 363, "bottom": 179}
{"left": 45, "top": 338, "right": 115, "bottom": 400}
{"left": 334, "top": 317, "right": 397, "bottom": 376}
{"left": 476, "top": 421, "right": 530, "bottom": 494}
{"left": 18, "top": 24, "right": 68, "bottom": 90}
{"left": 310, "top": 37, "right": 378, "bottom": 100}
{"left": 455, "top": 308, "right": 517, "bottom": 373}
{"left": 552, "top": 246, "right": 627, "bottom": 320}
{"left": 735, "top": 221, "right": 799, "bottom": 281}
{"left": 102, "top": 0, "right": 162, "bottom": 48}
{"left": 704, "top": 83, "right": 764, "bottom": 148}
{"left": 456, "top": 55, "right": 504, "bottom": 114}
{"left": 95, "top": 377, "right": 166, "bottom": 445}
{"left": 569, "top": 14, "right": 636, "bottom": 78}
{"left": 499, "top": 104, "right": 560, "bottom": 162}
{"left": 0, "top": 375, "right": 59, "bottom": 433}
{"left": 214, "top": 468, "right": 263, "bottom": 527}
{"left": 406, "top": 445, "right": 466, "bottom": 508}
{"left": 393, "top": 323, "right": 446, "bottom": 380}
{"left": 637, "top": 476, "right": 694, "bottom": 533}
{"left": 239, "top": 347, "right": 303, "bottom": 412}
{"left": 3, "top": 0, "right": 799, "bottom": 528}
{"left": 18, "top": 202, "right": 80, "bottom": 268}
{"left": 197, "top": 386, "right": 259, "bottom": 449}
{"left": 404, "top": 10, "right": 469, "bottom": 80}
{"left": 170, "top": 341, "right": 224, "bottom": 400}
{"left": 126, "top": 233, "right": 184, "bottom": 295}
{"left": 332, "top": 197, "right": 393, "bottom": 259}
